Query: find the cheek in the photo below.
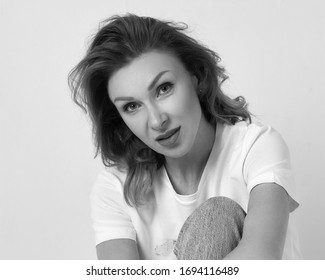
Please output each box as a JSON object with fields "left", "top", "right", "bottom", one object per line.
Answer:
{"left": 122, "top": 115, "right": 147, "bottom": 140}
{"left": 123, "top": 117, "right": 141, "bottom": 133}
{"left": 167, "top": 88, "right": 201, "bottom": 118}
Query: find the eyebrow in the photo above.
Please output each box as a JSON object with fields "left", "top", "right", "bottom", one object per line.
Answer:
{"left": 113, "top": 96, "right": 135, "bottom": 102}
{"left": 147, "top": 70, "right": 169, "bottom": 91}
{"left": 113, "top": 70, "right": 170, "bottom": 103}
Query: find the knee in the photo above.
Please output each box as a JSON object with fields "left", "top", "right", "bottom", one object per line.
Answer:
{"left": 179, "top": 196, "right": 246, "bottom": 236}
{"left": 196, "top": 196, "right": 246, "bottom": 221}
{"left": 185, "top": 196, "right": 246, "bottom": 241}
{"left": 174, "top": 196, "right": 246, "bottom": 260}
{"left": 202, "top": 196, "right": 240, "bottom": 209}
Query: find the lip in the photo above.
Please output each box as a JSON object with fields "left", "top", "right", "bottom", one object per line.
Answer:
{"left": 155, "top": 127, "right": 181, "bottom": 147}
{"left": 155, "top": 126, "right": 181, "bottom": 141}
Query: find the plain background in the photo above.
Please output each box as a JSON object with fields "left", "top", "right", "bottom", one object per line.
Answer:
{"left": 0, "top": 0, "right": 324, "bottom": 259}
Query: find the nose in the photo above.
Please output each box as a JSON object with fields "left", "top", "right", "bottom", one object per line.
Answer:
{"left": 147, "top": 105, "right": 168, "bottom": 131}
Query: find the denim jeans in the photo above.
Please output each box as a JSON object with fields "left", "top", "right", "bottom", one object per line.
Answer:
{"left": 174, "top": 196, "right": 246, "bottom": 260}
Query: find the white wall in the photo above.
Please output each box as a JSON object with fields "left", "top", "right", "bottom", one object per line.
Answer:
{"left": 1, "top": 0, "right": 324, "bottom": 259}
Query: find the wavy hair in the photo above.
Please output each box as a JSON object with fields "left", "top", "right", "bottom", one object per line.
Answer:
{"left": 68, "top": 14, "right": 251, "bottom": 207}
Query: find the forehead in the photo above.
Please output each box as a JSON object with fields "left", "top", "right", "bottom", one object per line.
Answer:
{"left": 108, "top": 51, "right": 186, "bottom": 98}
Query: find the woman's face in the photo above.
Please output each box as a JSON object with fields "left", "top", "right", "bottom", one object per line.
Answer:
{"left": 108, "top": 50, "right": 202, "bottom": 159}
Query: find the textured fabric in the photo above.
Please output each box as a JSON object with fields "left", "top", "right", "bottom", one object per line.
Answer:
{"left": 174, "top": 197, "right": 246, "bottom": 260}
{"left": 91, "top": 121, "right": 302, "bottom": 259}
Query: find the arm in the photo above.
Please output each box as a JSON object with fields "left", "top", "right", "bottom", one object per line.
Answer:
{"left": 223, "top": 183, "right": 289, "bottom": 259}
{"left": 96, "top": 238, "right": 140, "bottom": 260}
{"left": 91, "top": 169, "right": 139, "bottom": 260}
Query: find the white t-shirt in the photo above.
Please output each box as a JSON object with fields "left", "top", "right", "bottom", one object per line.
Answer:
{"left": 91, "top": 121, "right": 302, "bottom": 259}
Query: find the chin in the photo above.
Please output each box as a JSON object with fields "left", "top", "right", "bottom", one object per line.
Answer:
{"left": 161, "top": 145, "right": 192, "bottom": 159}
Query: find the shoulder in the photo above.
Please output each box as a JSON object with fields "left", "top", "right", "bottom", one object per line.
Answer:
{"left": 224, "top": 120, "right": 280, "bottom": 139}
{"left": 220, "top": 121, "right": 287, "bottom": 153}
{"left": 95, "top": 165, "right": 127, "bottom": 187}
{"left": 91, "top": 165, "right": 128, "bottom": 203}
{"left": 229, "top": 121, "right": 293, "bottom": 174}
{"left": 243, "top": 122, "right": 290, "bottom": 163}
{"left": 244, "top": 121, "right": 285, "bottom": 146}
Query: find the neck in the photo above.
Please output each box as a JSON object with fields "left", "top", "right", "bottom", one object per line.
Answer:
{"left": 164, "top": 117, "right": 216, "bottom": 194}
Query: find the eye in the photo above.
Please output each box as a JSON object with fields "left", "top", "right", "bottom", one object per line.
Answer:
{"left": 123, "top": 102, "right": 140, "bottom": 113}
{"left": 157, "top": 82, "right": 173, "bottom": 97}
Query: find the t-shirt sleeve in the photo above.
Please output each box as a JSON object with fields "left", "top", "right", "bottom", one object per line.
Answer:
{"left": 90, "top": 168, "right": 136, "bottom": 246}
{"left": 243, "top": 124, "right": 299, "bottom": 212}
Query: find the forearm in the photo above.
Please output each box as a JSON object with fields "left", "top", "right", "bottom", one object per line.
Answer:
{"left": 224, "top": 184, "right": 289, "bottom": 260}
{"left": 97, "top": 239, "right": 140, "bottom": 260}
{"left": 223, "top": 240, "right": 283, "bottom": 260}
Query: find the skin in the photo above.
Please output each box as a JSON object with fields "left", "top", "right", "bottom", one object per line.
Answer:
{"left": 223, "top": 183, "right": 289, "bottom": 259}
{"left": 96, "top": 50, "right": 290, "bottom": 260}
{"left": 108, "top": 50, "right": 216, "bottom": 194}
{"left": 108, "top": 51, "right": 208, "bottom": 160}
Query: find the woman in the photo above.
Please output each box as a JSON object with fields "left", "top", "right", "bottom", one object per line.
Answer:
{"left": 68, "top": 14, "right": 302, "bottom": 259}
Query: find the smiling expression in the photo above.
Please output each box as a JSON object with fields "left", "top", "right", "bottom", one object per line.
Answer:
{"left": 108, "top": 50, "right": 203, "bottom": 159}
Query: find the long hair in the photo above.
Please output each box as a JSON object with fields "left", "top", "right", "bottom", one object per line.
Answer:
{"left": 68, "top": 14, "right": 251, "bottom": 207}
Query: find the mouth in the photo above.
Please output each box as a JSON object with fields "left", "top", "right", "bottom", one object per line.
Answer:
{"left": 155, "top": 126, "right": 181, "bottom": 147}
{"left": 155, "top": 126, "right": 181, "bottom": 141}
